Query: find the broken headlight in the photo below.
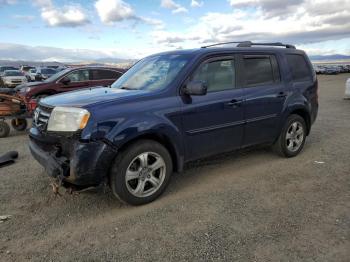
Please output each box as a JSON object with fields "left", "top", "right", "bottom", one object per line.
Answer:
{"left": 47, "top": 107, "right": 90, "bottom": 132}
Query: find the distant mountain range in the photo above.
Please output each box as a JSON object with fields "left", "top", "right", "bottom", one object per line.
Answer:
{"left": 0, "top": 58, "right": 136, "bottom": 67}
{"left": 309, "top": 54, "right": 350, "bottom": 61}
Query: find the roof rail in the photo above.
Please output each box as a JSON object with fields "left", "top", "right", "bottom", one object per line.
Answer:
{"left": 237, "top": 41, "right": 296, "bottom": 49}
{"left": 201, "top": 41, "right": 251, "bottom": 48}
{"left": 201, "top": 41, "right": 296, "bottom": 49}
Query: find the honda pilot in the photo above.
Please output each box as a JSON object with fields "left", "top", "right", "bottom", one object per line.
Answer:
{"left": 29, "top": 42, "right": 318, "bottom": 205}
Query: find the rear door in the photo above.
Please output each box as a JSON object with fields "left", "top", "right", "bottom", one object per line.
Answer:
{"left": 240, "top": 54, "right": 287, "bottom": 146}
{"left": 181, "top": 55, "right": 245, "bottom": 161}
{"left": 89, "top": 69, "right": 123, "bottom": 87}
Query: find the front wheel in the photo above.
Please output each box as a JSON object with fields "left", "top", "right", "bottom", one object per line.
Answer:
{"left": 110, "top": 140, "right": 173, "bottom": 205}
{"left": 273, "top": 114, "right": 307, "bottom": 157}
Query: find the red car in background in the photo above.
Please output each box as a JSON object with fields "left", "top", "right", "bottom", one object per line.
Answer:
{"left": 17, "top": 66, "right": 125, "bottom": 102}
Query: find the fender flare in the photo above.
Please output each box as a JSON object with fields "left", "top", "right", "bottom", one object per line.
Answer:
{"left": 100, "top": 118, "right": 185, "bottom": 172}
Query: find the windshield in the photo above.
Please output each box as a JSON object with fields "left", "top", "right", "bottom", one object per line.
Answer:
{"left": 0, "top": 67, "right": 17, "bottom": 72}
{"left": 44, "top": 68, "right": 71, "bottom": 82}
{"left": 4, "top": 70, "right": 23, "bottom": 76}
{"left": 111, "top": 54, "right": 191, "bottom": 91}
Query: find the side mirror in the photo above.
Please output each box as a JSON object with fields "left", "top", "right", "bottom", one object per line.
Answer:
{"left": 183, "top": 81, "right": 207, "bottom": 96}
{"left": 60, "top": 77, "right": 71, "bottom": 85}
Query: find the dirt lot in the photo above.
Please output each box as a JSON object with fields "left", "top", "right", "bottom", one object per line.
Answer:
{"left": 1, "top": 74, "right": 349, "bottom": 261}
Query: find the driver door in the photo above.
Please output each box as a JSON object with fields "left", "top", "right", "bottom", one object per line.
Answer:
{"left": 181, "top": 56, "right": 245, "bottom": 161}
{"left": 58, "top": 69, "right": 90, "bottom": 93}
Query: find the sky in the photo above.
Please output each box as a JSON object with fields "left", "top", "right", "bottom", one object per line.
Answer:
{"left": 0, "top": 0, "right": 350, "bottom": 62}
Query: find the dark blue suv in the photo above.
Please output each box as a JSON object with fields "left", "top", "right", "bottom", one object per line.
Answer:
{"left": 29, "top": 42, "right": 318, "bottom": 205}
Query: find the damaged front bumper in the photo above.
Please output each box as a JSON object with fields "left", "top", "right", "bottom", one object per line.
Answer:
{"left": 29, "top": 127, "right": 117, "bottom": 186}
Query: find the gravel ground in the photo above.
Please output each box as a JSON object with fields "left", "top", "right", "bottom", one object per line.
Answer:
{"left": 0, "top": 74, "right": 349, "bottom": 262}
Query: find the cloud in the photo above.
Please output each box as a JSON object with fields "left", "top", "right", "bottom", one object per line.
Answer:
{"left": 191, "top": 0, "right": 203, "bottom": 8}
{"left": 0, "top": 0, "right": 16, "bottom": 5}
{"left": 33, "top": 0, "right": 90, "bottom": 27}
{"left": 151, "top": 30, "right": 201, "bottom": 44}
{"left": 0, "top": 42, "right": 132, "bottom": 62}
{"left": 95, "top": 0, "right": 134, "bottom": 23}
{"left": 161, "top": 0, "right": 188, "bottom": 14}
{"left": 151, "top": 0, "right": 350, "bottom": 49}
{"left": 13, "top": 15, "right": 35, "bottom": 22}
{"left": 95, "top": 0, "right": 164, "bottom": 28}
{"left": 228, "top": 0, "right": 303, "bottom": 18}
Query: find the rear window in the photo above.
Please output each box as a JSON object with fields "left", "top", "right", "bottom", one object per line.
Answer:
{"left": 90, "top": 69, "right": 121, "bottom": 80}
{"left": 41, "top": 68, "right": 56, "bottom": 74}
{"left": 286, "top": 54, "right": 311, "bottom": 82}
{"left": 4, "top": 71, "right": 23, "bottom": 76}
{"left": 243, "top": 56, "right": 278, "bottom": 86}
{"left": 0, "top": 67, "right": 17, "bottom": 72}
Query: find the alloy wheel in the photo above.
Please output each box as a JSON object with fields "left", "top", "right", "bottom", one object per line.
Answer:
{"left": 125, "top": 152, "right": 166, "bottom": 198}
{"left": 286, "top": 121, "right": 304, "bottom": 152}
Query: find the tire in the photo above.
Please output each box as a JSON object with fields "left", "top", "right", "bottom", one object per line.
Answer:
{"left": 273, "top": 114, "right": 307, "bottom": 157}
{"left": 110, "top": 140, "right": 173, "bottom": 205}
{"left": 11, "top": 118, "right": 27, "bottom": 131}
{"left": 0, "top": 121, "right": 10, "bottom": 138}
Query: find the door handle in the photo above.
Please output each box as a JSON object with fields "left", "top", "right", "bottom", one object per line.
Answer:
{"left": 276, "top": 91, "right": 287, "bottom": 98}
{"left": 225, "top": 99, "right": 243, "bottom": 107}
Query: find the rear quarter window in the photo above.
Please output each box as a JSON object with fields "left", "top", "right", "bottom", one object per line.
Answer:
{"left": 286, "top": 54, "right": 312, "bottom": 82}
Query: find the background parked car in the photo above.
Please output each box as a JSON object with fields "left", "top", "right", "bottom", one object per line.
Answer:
{"left": 323, "top": 66, "right": 339, "bottom": 75}
{"left": 26, "top": 68, "right": 37, "bottom": 81}
{"left": 0, "top": 66, "right": 18, "bottom": 77}
{"left": 17, "top": 66, "right": 125, "bottom": 101}
{"left": 20, "top": 65, "right": 35, "bottom": 74}
{"left": 1, "top": 70, "right": 27, "bottom": 87}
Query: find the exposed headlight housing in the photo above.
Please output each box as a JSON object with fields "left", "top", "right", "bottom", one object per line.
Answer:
{"left": 47, "top": 107, "right": 90, "bottom": 132}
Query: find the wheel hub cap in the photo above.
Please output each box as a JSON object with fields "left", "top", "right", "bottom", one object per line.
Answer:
{"left": 125, "top": 152, "right": 166, "bottom": 198}
{"left": 286, "top": 121, "right": 304, "bottom": 152}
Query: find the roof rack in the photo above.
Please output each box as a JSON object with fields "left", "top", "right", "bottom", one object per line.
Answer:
{"left": 201, "top": 41, "right": 296, "bottom": 49}
{"left": 201, "top": 41, "right": 249, "bottom": 48}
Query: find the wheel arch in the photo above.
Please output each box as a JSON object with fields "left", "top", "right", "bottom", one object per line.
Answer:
{"left": 115, "top": 132, "right": 183, "bottom": 173}
{"left": 288, "top": 108, "right": 311, "bottom": 135}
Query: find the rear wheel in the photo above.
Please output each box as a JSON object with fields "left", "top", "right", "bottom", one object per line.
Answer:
{"left": 110, "top": 140, "right": 173, "bottom": 205}
{"left": 0, "top": 121, "right": 10, "bottom": 138}
{"left": 273, "top": 114, "right": 306, "bottom": 157}
{"left": 11, "top": 118, "right": 27, "bottom": 131}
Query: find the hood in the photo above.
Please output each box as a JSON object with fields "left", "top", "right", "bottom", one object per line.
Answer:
{"left": 3, "top": 76, "right": 26, "bottom": 80}
{"left": 41, "top": 87, "right": 149, "bottom": 107}
{"left": 15, "top": 81, "right": 48, "bottom": 91}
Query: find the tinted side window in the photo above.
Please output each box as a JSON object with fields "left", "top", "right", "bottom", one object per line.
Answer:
{"left": 286, "top": 54, "right": 311, "bottom": 82}
{"left": 192, "top": 59, "right": 235, "bottom": 92}
{"left": 91, "top": 69, "right": 121, "bottom": 80}
{"left": 66, "top": 70, "right": 89, "bottom": 82}
{"left": 243, "top": 56, "right": 275, "bottom": 86}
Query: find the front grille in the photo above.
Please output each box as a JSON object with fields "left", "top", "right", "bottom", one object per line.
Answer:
{"left": 34, "top": 104, "right": 53, "bottom": 131}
